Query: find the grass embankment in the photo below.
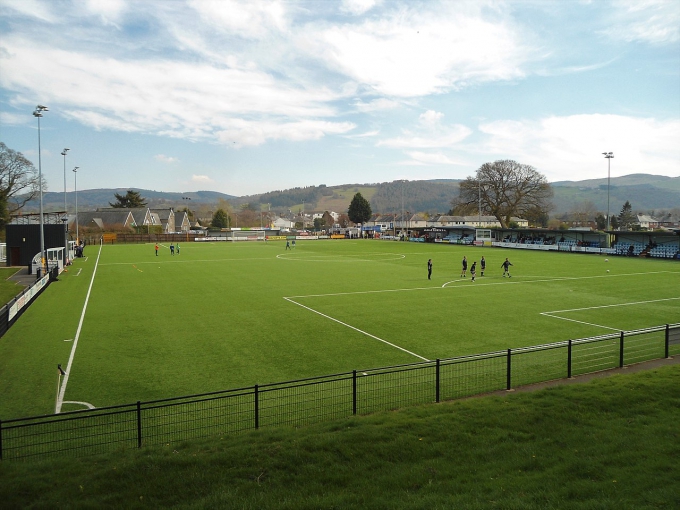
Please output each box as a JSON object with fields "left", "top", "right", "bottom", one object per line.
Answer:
{"left": 1, "top": 364, "right": 678, "bottom": 509}
{"left": 0, "top": 267, "right": 24, "bottom": 305}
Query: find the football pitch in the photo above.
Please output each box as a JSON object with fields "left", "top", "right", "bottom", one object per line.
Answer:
{"left": 1, "top": 239, "right": 679, "bottom": 420}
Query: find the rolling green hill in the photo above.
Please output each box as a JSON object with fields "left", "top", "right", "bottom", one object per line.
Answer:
{"left": 21, "top": 174, "right": 679, "bottom": 218}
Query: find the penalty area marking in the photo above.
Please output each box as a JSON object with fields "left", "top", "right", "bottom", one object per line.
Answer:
{"left": 283, "top": 296, "right": 429, "bottom": 361}
{"left": 285, "top": 272, "right": 678, "bottom": 351}
{"left": 289, "top": 270, "right": 676, "bottom": 301}
{"left": 441, "top": 270, "right": 676, "bottom": 289}
{"left": 540, "top": 297, "right": 680, "bottom": 331}
{"left": 56, "top": 242, "right": 103, "bottom": 414}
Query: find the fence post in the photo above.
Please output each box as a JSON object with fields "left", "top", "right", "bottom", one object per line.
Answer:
{"left": 352, "top": 370, "right": 357, "bottom": 415}
{"left": 136, "top": 401, "right": 142, "bottom": 448}
{"left": 665, "top": 324, "right": 670, "bottom": 359}
{"left": 619, "top": 331, "right": 625, "bottom": 368}
{"left": 506, "top": 349, "right": 512, "bottom": 390}
{"left": 567, "top": 340, "right": 572, "bottom": 379}
{"left": 435, "top": 359, "right": 440, "bottom": 403}
{"left": 254, "top": 385, "right": 259, "bottom": 430}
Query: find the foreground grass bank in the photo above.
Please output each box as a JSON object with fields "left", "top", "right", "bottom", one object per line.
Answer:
{"left": 1, "top": 364, "right": 678, "bottom": 509}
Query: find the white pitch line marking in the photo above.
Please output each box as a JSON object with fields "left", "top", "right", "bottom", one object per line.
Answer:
{"left": 62, "top": 401, "right": 96, "bottom": 410}
{"left": 283, "top": 297, "right": 429, "bottom": 361}
{"left": 542, "top": 297, "right": 680, "bottom": 314}
{"left": 276, "top": 253, "right": 406, "bottom": 262}
{"left": 100, "top": 256, "right": 277, "bottom": 266}
{"left": 288, "top": 270, "right": 677, "bottom": 300}
{"left": 56, "top": 243, "right": 103, "bottom": 414}
{"left": 540, "top": 314, "right": 621, "bottom": 331}
{"left": 287, "top": 285, "right": 440, "bottom": 300}
{"left": 540, "top": 297, "right": 680, "bottom": 331}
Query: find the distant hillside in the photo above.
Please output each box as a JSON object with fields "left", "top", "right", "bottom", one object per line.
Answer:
{"left": 18, "top": 174, "right": 679, "bottom": 218}
{"left": 551, "top": 174, "right": 680, "bottom": 215}
{"left": 23, "top": 188, "right": 235, "bottom": 213}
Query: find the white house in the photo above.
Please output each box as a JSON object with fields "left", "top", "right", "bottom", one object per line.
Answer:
{"left": 637, "top": 214, "right": 659, "bottom": 230}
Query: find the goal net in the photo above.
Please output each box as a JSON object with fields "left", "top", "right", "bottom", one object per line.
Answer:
{"left": 231, "top": 230, "right": 266, "bottom": 241}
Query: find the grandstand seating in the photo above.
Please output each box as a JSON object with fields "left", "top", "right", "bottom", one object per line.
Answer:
{"left": 613, "top": 241, "right": 678, "bottom": 259}
{"left": 648, "top": 245, "right": 679, "bottom": 259}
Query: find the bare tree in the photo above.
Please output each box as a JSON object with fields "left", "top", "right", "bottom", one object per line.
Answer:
{"left": 453, "top": 160, "right": 553, "bottom": 228}
{"left": 570, "top": 200, "right": 598, "bottom": 226}
{"left": 0, "top": 141, "right": 45, "bottom": 215}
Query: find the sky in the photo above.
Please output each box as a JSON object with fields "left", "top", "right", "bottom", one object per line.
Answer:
{"left": 0, "top": 0, "right": 679, "bottom": 197}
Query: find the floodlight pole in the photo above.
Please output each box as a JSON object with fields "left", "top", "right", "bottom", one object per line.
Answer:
{"left": 401, "top": 180, "right": 405, "bottom": 237}
{"left": 603, "top": 152, "right": 614, "bottom": 247}
{"left": 33, "top": 105, "right": 48, "bottom": 276}
{"left": 61, "top": 148, "right": 70, "bottom": 263}
{"left": 73, "top": 167, "right": 80, "bottom": 244}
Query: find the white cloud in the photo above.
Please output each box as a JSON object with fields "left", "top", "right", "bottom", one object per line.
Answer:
{"left": 477, "top": 114, "right": 680, "bottom": 181}
{"left": 154, "top": 154, "right": 179, "bottom": 163}
{"left": 340, "top": 0, "right": 381, "bottom": 16}
{"left": 418, "top": 110, "right": 444, "bottom": 129}
{"left": 215, "top": 118, "right": 356, "bottom": 147}
{"left": 605, "top": 0, "right": 680, "bottom": 44}
{"left": 191, "top": 175, "right": 213, "bottom": 183}
{"left": 352, "top": 98, "right": 402, "bottom": 112}
{"left": 345, "top": 129, "right": 380, "bottom": 139}
{"left": 0, "top": 35, "right": 350, "bottom": 146}
{"left": 85, "top": 0, "right": 127, "bottom": 27}
{"left": 0, "top": 111, "right": 28, "bottom": 126}
{"left": 0, "top": 0, "right": 56, "bottom": 22}
{"left": 309, "top": 4, "right": 532, "bottom": 97}
{"left": 379, "top": 111, "right": 472, "bottom": 148}
{"left": 404, "top": 151, "right": 462, "bottom": 165}
{"left": 189, "top": 0, "right": 288, "bottom": 39}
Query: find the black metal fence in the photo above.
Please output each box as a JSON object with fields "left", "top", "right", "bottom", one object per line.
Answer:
{"left": 1, "top": 323, "right": 678, "bottom": 461}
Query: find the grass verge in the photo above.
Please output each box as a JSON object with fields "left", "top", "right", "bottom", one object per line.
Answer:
{"left": 1, "top": 363, "right": 678, "bottom": 509}
{"left": 0, "top": 267, "right": 24, "bottom": 305}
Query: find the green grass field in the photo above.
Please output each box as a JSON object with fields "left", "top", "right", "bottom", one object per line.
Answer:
{"left": 0, "top": 267, "right": 25, "bottom": 304}
{"left": 1, "top": 239, "right": 678, "bottom": 420}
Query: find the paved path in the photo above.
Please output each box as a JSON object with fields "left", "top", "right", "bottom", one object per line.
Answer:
{"left": 7, "top": 266, "right": 38, "bottom": 287}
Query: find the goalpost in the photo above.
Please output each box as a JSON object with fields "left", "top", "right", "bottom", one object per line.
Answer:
{"left": 475, "top": 229, "right": 494, "bottom": 246}
{"left": 231, "top": 230, "right": 266, "bottom": 242}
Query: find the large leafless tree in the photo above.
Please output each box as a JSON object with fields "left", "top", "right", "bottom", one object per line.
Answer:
{"left": 452, "top": 160, "right": 553, "bottom": 228}
{"left": 0, "top": 142, "right": 45, "bottom": 217}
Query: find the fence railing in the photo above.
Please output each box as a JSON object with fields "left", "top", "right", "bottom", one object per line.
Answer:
{"left": 1, "top": 323, "right": 678, "bottom": 461}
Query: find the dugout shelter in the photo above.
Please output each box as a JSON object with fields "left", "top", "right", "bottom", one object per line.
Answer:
{"left": 5, "top": 222, "right": 69, "bottom": 272}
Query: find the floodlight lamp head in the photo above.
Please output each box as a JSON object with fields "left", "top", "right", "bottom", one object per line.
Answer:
{"left": 73, "top": 166, "right": 79, "bottom": 172}
{"left": 37, "top": 105, "right": 48, "bottom": 111}
{"left": 61, "top": 148, "right": 70, "bottom": 155}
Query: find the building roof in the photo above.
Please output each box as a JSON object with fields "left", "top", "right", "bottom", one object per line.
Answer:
{"left": 76, "top": 210, "right": 134, "bottom": 229}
